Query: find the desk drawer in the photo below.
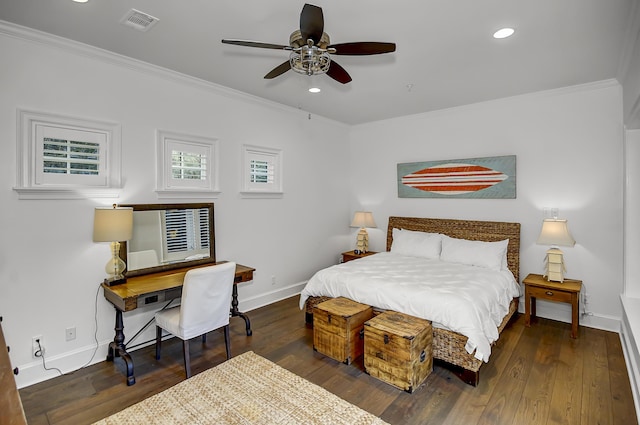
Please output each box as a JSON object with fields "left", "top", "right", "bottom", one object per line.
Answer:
{"left": 139, "top": 287, "right": 182, "bottom": 306}
{"left": 528, "top": 286, "right": 572, "bottom": 303}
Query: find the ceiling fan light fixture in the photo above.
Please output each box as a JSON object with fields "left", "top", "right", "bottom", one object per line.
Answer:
{"left": 493, "top": 27, "right": 515, "bottom": 39}
{"left": 289, "top": 49, "right": 331, "bottom": 76}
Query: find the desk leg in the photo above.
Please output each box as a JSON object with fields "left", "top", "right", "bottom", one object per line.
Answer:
{"left": 106, "top": 307, "right": 136, "bottom": 386}
{"left": 230, "top": 284, "right": 252, "bottom": 336}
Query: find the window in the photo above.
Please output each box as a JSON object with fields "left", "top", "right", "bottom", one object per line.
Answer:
{"left": 14, "top": 109, "right": 121, "bottom": 199}
{"left": 242, "top": 145, "right": 283, "bottom": 197}
{"left": 163, "top": 207, "right": 210, "bottom": 261}
{"left": 156, "top": 130, "right": 219, "bottom": 198}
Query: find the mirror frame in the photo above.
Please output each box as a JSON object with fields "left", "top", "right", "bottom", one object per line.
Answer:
{"left": 119, "top": 202, "right": 216, "bottom": 277}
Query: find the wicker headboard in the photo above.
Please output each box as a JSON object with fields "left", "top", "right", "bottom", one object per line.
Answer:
{"left": 386, "top": 216, "right": 521, "bottom": 282}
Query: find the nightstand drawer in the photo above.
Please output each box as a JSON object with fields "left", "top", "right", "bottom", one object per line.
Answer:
{"left": 527, "top": 286, "right": 572, "bottom": 303}
{"left": 342, "top": 250, "right": 377, "bottom": 263}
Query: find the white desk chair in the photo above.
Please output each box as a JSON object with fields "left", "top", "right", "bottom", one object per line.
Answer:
{"left": 155, "top": 262, "right": 236, "bottom": 378}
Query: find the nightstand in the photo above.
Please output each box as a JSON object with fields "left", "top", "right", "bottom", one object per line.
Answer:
{"left": 523, "top": 273, "right": 582, "bottom": 338}
{"left": 342, "top": 250, "right": 377, "bottom": 263}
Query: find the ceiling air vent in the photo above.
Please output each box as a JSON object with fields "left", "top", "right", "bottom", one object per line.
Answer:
{"left": 119, "top": 9, "right": 159, "bottom": 32}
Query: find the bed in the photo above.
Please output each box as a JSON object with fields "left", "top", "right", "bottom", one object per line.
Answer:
{"left": 301, "top": 216, "right": 521, "bottom": 386}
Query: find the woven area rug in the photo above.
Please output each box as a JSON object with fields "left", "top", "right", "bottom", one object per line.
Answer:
{"left": 93, "top": 351, "right": 388, "bottom": 424}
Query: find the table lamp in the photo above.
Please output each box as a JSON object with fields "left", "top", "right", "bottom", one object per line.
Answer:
{"left": 536, "top": 218, "right": 575, "bottom": 282}
{"left": 350, "top": 211, "right": 376, "bottom": 253}
{"left": 93, "top": 204, "right": 133, "bottom": 286}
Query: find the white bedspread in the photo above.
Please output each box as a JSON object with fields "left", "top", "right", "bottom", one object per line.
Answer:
{"left": 299, "top": 252, "right": 520, "bottom": 362}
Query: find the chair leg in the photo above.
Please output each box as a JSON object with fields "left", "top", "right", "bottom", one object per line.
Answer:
{"left": 155, "top": 326, "right": 162, "bottom": 360}
{"left": 183, "top": 339, "right": 191, "bottom": 379}
{"left": 224, "top": 325, "right": 231, "bottom": 360}
{"left": 202, "top": 332, "right": 207, "bottom": 344}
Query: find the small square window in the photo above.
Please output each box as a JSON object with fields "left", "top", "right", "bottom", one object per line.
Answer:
{"left": 14, "top": 109, "right": 121, "bottom": 199}
{"left": 156, "top": 131, "right": 220, "bottom": 198}
{"left": 241, "top": 145, "right": 283, "bottom": 197}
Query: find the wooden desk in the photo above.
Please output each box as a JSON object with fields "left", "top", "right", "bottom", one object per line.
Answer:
{"left": 102, "top": 262, "right": 254, "bottom": 385}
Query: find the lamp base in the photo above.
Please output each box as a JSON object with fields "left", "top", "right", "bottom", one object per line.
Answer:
{"left": 543, "top": 248, "right": 566, "bottom": 283}
{"left": 103, "top": 276, "right": 127, "bottom": 287}
{"left": 355, "top": 228, "right": 370, "bottom": 253}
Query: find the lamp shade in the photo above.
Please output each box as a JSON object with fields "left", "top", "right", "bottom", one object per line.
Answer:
{"left": 536, "top": 219, "right": 575, "bottom": 247}
{"left": 350, "top": 211, "right": 376, "bottom": 228}
{"left": 93, "top": 206, "right": 133, "bottom": 242}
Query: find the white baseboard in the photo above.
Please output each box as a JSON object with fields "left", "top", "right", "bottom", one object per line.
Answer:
{"left": 16, "top": 341, "right": 110, "bottom": 389}
{"left": 517, "top": 299, "right": 621, "bottom": 333}
{"left": 238, "top": 281, "right": 307, "bottom": 312}
{"left": 16, "top": 281, "right": 309, "bottom": 389}
{"left": 620, "top": 295, "right": 640, "bottom": 421}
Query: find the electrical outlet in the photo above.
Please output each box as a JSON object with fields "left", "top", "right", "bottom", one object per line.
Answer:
{"left": 32, "top": 336, "right": 44, "bottom": 358}
{"left": 271, "top": 275, "right": 276, "bottom": 285}
{"left": 66, "top": 326, "right": 76, "bottom": 341}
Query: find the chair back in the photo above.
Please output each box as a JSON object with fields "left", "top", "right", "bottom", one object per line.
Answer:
{"left": 179, "top": 262, "right": 236, "bottom": 336}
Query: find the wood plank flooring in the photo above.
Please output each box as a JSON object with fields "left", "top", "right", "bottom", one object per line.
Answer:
{"left": 19, "top": 296, "right": 637, "bottom": 425}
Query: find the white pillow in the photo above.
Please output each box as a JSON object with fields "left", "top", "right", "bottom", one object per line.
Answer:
{"left": 391, "top": 228, "right": 442, "bottom": 259}
{"left": 440, "top": 235, "right": 509, "bottom": 271}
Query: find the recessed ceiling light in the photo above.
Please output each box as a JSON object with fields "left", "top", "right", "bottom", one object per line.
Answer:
{"left": 73, "top": 0, "right": 89, "bottom": 3}
{"left": 308, "top": 87, "right": 321, "bottom": 93}
{"left": 493, "top": 28, "right": 515, "bottom": 39}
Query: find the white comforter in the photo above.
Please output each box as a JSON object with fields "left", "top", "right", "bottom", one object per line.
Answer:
{"left": 299, "top": 252, "right": 521, "bottom": 362}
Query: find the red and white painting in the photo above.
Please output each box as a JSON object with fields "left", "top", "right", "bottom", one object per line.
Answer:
{"left": 397, "top": 155, "right": 516, "bottom": 198}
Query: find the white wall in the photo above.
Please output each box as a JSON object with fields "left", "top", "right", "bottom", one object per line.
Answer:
{"left": 621, "top": 129, "right": 640, "bottom": 414}
{"left": 625, "top": 129, "right": 640, "bottom": 295}
{"left": 0, "top": 28, "right": 350, "bottom": 387}
{"left": 349, "top": 81, "right": 625, "bottom": 330}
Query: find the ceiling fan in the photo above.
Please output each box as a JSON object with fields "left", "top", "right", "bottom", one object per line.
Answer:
{"left": 221, "top": 3, "right": 396, "bottom": 84}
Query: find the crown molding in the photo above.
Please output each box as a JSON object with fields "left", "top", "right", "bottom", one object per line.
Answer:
{"left": 0, "top": 19, "right": 347, "bottom": 127}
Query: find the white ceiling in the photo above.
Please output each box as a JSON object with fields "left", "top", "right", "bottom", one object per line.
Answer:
{"left": 0, "top": 0, "right": 636, "bottom": 125}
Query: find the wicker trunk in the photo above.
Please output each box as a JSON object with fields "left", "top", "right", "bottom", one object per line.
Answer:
{"left": 364, "top": 311, "right": 432, "bottom": 393}
{"left": 313, "top": 297, "right": 373, "bottom": 364}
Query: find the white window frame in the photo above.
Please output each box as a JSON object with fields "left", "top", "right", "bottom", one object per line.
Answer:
{"left": 241, "top": 144, "right": 283, "bottom": 198}
{"left": 14, "top": 109, "right": 122, "bottom": 199}
{"left": 156, "top": 130, "right": 220, "bottom": 199}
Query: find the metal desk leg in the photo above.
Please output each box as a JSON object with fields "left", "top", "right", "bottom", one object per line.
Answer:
{"left": 106, "top": 307, "right": 136, "bottom": 386}
{"left": 230, "top": 283, "right": 252, "bottom": 336}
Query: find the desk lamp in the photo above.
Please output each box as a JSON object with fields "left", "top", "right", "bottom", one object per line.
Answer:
{"left": 93, "top": 204, "right": 133, "bottom": 286}
{"left": 350, "top": 211, "right": 376, "bottom": 253}
{"left": 536, "top": 218, "right": 575, "bottom": 282}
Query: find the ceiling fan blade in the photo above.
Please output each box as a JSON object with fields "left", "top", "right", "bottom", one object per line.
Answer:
{"left": 326, "top": 60, "right": 352, "bottom": 84}
{"left": 329, "top": 42, "right": 396, "bottom": 55}
{"left": 264, "top": 61, "right": 292, "bottom": 79}
{"left": 300, "top": 4, "right": 324, "bottom": 44}
{"left": 222, "top": 39, "right": 291, "bottom": 50}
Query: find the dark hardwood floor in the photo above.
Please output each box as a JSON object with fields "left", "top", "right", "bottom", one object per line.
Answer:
{"left": 19, "top": 296, "right": 637, "bottom": 425}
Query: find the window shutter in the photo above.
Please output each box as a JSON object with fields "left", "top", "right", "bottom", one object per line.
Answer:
{"left": 242, "top": 145, "right": 282, "bottom": 194}
{"left": 164, "top": 208, "right": 209, "bottom": 255}
{"left": 171, "top": 150, "right": 207, "bottom": 180}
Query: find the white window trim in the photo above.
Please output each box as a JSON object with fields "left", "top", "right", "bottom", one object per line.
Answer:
{"left": 14, "top": 109, "right": 122, "bottom": 200}
{"left": 240, "top": 144, "right": 283, "bottom": 198}
{"left": 155, "top": 130, "right": 220, "bottom": 199}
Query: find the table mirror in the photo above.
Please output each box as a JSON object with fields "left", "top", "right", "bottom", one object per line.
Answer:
{"left": 119, "top": 202, "right": 216, "bottom": 277}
